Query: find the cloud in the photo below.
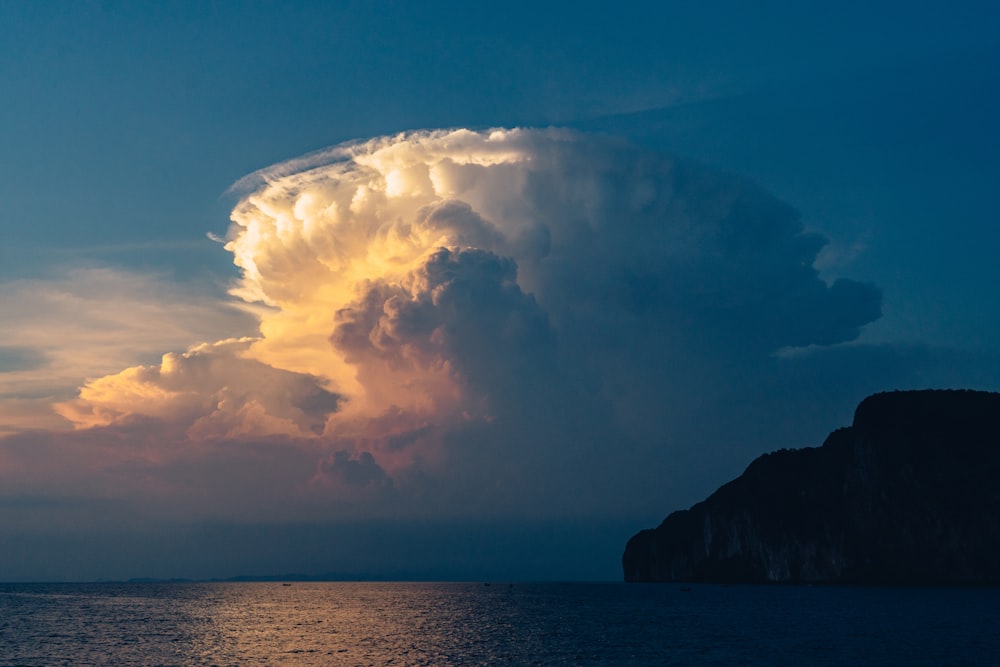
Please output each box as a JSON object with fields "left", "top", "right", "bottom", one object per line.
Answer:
{"left": 1, "top": 127, "right": 884, "bottom": 523}
{"left": 316, "top": 450, "right": 394, "bottom": 491}
{"left": 55, "top": 338, "right": 339, "bottom": 439}
{"left": 0, "top": 267, "right": 260, "bottom": 430}
{"left": 331, "top": 246, "right": 554, "bottom": 416}
{"left": 0, "top": 346, "right": 48, "bottom": 373}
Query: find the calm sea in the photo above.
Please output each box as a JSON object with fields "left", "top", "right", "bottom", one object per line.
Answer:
{"left": 0, "top": 581, "right": 997, "bottom": 666}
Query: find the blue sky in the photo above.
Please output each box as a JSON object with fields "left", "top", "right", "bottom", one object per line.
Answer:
{"left": 1, "top": 1, "right": 998, "bottom": 581}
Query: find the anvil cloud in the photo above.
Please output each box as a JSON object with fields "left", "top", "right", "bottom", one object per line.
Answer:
{"left": 3, "top": 128, "right": 881, "bottom": 522}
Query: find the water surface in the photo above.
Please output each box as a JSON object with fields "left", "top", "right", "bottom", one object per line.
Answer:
{"left": 1, "top": 582, "right": 996, "bottom": 665}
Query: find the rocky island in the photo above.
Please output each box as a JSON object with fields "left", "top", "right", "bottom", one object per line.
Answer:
{"left": 623, "top": 390, "right": 1000, "bottom": 584}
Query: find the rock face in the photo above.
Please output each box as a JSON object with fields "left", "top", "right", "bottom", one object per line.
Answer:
{"left": 623, "top": 390, "right": 1000, "bottom": 584}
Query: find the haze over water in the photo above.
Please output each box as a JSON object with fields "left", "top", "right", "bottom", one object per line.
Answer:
{"left": 2, "top": 582, "right": 997, "bottom": 666}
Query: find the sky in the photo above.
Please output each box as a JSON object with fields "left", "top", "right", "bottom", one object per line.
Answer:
{"left": 1, "top": 0, "right": 998, "bottom": 582}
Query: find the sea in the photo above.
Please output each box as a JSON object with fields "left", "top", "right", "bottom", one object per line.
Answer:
{"left": 1, "top": 581, "right": 997, "bottom": 666}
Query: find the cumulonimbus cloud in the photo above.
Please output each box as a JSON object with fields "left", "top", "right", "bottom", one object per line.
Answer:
{"left": 8, "top": 127, "right": 881, "bottom": 518}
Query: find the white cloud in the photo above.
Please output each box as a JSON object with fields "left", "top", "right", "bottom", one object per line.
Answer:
{"left": 2, "top": 127, "right": 884, "bottom": 521}
{"left": 222, "top": 128, "right": 880, "bottom": 442}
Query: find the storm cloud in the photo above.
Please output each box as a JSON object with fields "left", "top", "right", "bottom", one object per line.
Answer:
{"left": 3, "top": 128, "right": 882, "bottom": 523}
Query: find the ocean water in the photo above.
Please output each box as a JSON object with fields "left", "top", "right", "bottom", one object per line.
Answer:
{"left": 0, "top": 581, "right": 997, "bottom": 666}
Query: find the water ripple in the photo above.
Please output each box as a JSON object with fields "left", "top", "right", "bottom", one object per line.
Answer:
{"left": 0, "top": 582, "right": 997, "bottom": 666}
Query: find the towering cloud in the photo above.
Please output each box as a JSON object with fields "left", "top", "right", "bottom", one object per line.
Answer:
{"left": 10, "top": 128, "right": 881, "bottom": 519}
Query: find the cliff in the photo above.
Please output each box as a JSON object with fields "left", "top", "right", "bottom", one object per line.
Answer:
{"left": 623, "top": 390, "right": 1000, "bottom": 584}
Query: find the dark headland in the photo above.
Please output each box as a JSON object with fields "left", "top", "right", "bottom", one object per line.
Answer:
{"left": 623, "top": 390, "right": 1000, "bottom": 584}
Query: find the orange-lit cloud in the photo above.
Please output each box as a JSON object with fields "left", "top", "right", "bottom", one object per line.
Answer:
{"left": 1, "top": 128, "right": 884, "bottom": 521}
{"left": 54, "top": 338, "right": 338, "bottom": 439}
{"left": 0, "top": 268, "right": 259, "bottom": 431}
